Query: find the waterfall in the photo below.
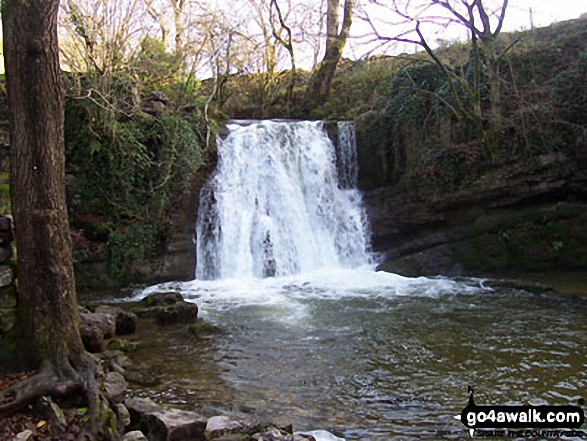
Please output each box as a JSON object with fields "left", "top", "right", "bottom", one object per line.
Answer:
{"left": 336, "top": 121, "right": 358, "bottom": 189}
{"left": 195, "top": 120, "right": 371, "bottom": 280}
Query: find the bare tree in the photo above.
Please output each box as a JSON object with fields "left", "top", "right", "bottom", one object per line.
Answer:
{"left": 359, "top": 0, "right": 512, "bottom": 134}
{"left": 304, "top": 0, "right": 355, "bottom": 112}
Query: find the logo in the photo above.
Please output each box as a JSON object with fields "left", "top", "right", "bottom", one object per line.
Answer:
{"left": 454, "top": 387, "right": 585, "bottom": 438}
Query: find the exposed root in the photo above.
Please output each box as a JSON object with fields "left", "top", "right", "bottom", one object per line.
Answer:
{"left": 0, "top": 353, "right": 115, "bottom": 441}
{"left": 0, "top": 367, "right": 80, "bottom": 419}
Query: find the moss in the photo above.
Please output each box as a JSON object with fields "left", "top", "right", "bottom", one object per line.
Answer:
{"left": 448, "top": 203, "right": 587, "bottom": 273}
{"left": 187, "top": 320, "right": 222, "bottom": 337}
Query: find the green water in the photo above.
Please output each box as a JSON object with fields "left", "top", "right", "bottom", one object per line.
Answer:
{"left": 125, "top": 273, "right": 587, "bottom": 440}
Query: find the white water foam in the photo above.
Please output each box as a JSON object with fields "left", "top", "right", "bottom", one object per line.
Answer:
{"left": 195, "top": 120, "right": 372, "bottom": 280}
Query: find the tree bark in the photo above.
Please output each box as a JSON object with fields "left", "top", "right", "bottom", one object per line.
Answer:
{"left": 303, "top": 0, "right": 354, "bottom": 112}
{"left": 2, "top": 4, "right": 107, "bottom": 436}
{"left": 3, "top": 0, "right": 85, "bottom": 369}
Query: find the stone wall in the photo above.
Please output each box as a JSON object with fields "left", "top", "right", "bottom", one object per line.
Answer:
{"left": 0, "top": 215, "right": 16, "bottom": 335}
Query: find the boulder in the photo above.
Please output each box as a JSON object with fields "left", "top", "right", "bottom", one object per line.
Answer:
{"left": 103, "top": 371, "right": 128, "bottom": 404}
{"left": 121, "top": 431, "right": 149, "bottom": 441}
{"left": 141, "top": 407, "right": 207, "bottom": 441}
{"left": 95, "top": 305, "right": 138, "bottom": 335}
{"left": 79, "top": 320, "right": 105, "bottom": 353}
{"left": 125, "top": 397, "right": 162, "bottom": 424}
{"left": 206, "top": 416, "right": 258, "bottom": 438}
{"left": 125, "top": 397, "right": 207, "bottom": 441}
{"left": 80, "top": 312, "right": 116, "bottom": 339}
{"left": 141, "top": 292, "right": 184, "bottom": 307}
{"left": 155, "top": 302, "right": 198, "bottom": 326}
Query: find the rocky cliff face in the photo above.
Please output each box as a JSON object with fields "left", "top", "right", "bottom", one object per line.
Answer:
{"left": 362, "top": 151, "right": 587, "bottom": 277}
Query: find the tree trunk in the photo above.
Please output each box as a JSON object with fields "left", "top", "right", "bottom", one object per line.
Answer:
{"left": 2, "top": 1, "right": 107, "bottom": 435}
{"left": 303, "top": 0, "right": 354, "bottom": 112}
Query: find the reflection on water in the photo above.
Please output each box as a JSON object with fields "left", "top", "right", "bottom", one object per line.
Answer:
{"left": 127, "top": 270, "right": 587, "bottom": 440}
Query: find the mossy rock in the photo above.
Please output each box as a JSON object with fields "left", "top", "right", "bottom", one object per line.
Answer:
{"left": 187, "top": 320, "right": 222, "bottom": 337}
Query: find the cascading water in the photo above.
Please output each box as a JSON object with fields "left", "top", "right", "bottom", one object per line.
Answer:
{"left": 195, "top": 120, "right": 371, "bottom": 280}
{"left": 133, "top": 120, "right": 569, "bottom": 441}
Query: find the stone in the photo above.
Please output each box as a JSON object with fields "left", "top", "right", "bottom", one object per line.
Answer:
{"left": 0, "top": 265, "right": 13, "bottom": 288}
{"left": 187, "top": 320, "right": 222, "bottom": 337}
{"left": 107, "top": 338, "right": 139, "bottom": 353}
{"left": 295, "top": 430, "right": 343, "bottom": 441}
{"left": 142, "top": 407, "right": 207, "bottom": 441}
{"left": 80, "top": 318, "right": 106, "bottom": 353}
{"left": 95, "top": 305, "right": 138, "bottom": 335}
{"left": 212, "top": 436, "right": 249, "bottom": 441}
{"left": 142, "top": 292, "right": 184, "bottom": 307}
{"left": 125, "top": 396, "right": 163, "bottom": 427}
{"left": 155, "top": 302, "right": 198, "bottom": 326}
{"left": 121, "top": 431, "right": 149, "bottom": 441}
{"left": 104, "top": 371, "right": 128, "bottom": 404}
{"left": 206, "top": 416, "right": 251, "bottom": 438}
{"left": 116, "top": 403, "right": 131, "bottom": 432}
{"left": 252, "top": 427, "right": 293, "bottom": 441}
{"left": 80, "top": 311, "right": 116, "bottom": 340}
{"left": 11, "top": 429, "right": 34, "bottom": 441}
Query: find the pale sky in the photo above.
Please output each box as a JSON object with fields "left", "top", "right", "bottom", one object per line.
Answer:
{"left": 502, "top": 0, "right": 587, "bottom": 30}
{"left": 347, "top": 0, "right": 587, "bottom": 60}
{"left": 0, "top": 0, "right": 585, "bottom": 73}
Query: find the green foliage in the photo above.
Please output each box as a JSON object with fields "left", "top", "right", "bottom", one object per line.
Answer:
{"left": 106, "top": 223, "right": 158, "bottom": 279}
{"left": 63, "top": 41, "right": 209, "bottom": 280}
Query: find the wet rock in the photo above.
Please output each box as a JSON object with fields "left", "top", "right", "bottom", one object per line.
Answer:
{"left": 107, "top": 338, "right": 139, "bottom": 353}
{"left": 142, "top": 292, "right": 183, "bottom": 307}
{"left": 296, "top": 430, "right": 343, "bottom": 440}
{"left": 155, "top": 302, "right": 199, "bottom": 326}
{"left": 95, "top": 305, "right": 138, "bottom": 335}
{"left": 125, "top": 369, "right": 162, "bottom": 387}
{"left": 187, "top": 320, "right": 222, "bottom": 337}
{"left": 104, "top": 371, "right": 128, "bottom": 404}
{"left": 121, "top": 431, "right": 148, "bottom": 441}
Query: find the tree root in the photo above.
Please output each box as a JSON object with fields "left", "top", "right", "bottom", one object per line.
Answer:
{"left": 0, "top": 367, "right": 80, "bottom": 419}
{"left": 0, "top": 353, "right": 115, "bottom": 440}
